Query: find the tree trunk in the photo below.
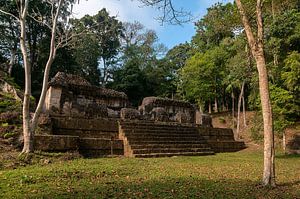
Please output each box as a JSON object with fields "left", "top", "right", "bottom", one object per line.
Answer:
{"left": 31, "top": 0, "right": 63, "bottom": 133}
{"left": 208, "top": 100, "right": 212, "bottom": 114}
{"left": 242, "top": 95, "right": 247, "bottom": 127}
{"left": 256, "top": 54, "right": 275, "bottom": 186}
{"left": 102, "top": 58, "right": 106, "bottom": 85}
{"left": 231, "top": 91, "right": 235, "bottom": 128}
{"left": 235, "top": 0, "right": 275, "bottom": 186}
{"left": 236, "top": 81, "right": 245, "bottom": 139}
{"left": 8, "top": 47, "right": 16, "bottom": 76}
{"left": 19, "top": 0, "right": 33, "bottom": 153}
{"left": 214, "top": 97, "right": 218, "bottom": 113}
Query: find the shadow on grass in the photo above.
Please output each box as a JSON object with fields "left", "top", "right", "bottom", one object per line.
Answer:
{"left": 10, "top": 177, "right": 298, "bottom": 199}
{"left": 276, "top": 153, "right": 300, "bottom": 159}
{"left": 278, "top": 180, "right": 300, "bottom": 187}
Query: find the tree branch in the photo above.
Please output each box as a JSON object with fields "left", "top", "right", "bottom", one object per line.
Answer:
{"left": 0, "top": 9, "right": 19, "bottom": 21}
{"left": 139, "top": 0, "right": 193, "bottom": 25}
{"left": 257, "top": 0, "right": 264, "bottom": 45}
{"left": 235, "top": 0, "right": 257, "bottom": 53}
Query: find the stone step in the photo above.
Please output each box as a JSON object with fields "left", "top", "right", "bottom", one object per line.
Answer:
{"left": 53, "top": 129, "right": 118, "bottom": 139}
{"left": 123, "top": 131, "right": 200, "bottom": 137}
{"left": 126, "top": 136, "right": 205, "bottom": 142}
{"left": 124, "top": 134, "right": 203, "bottom": 140}
{"left": 132, "top": 147, "right": 212, "bottom": 154}
{"left": 134, "top": 151, "right": 215, "bottom": 158}
{"left": 120, "top": 122, "right": 195, "bottom": 128}
{"left": 207, "top": 140, "right": 246, "bottom": 152}
{"left": 52, "top": 117, "right": 118, "bottom": 131}
{"left": 121, "top": 125, "right": 196, "bottom": 131}
{"left": 128, "top": 140, "right": 207, "bottom": 145}
{"left": 122, "top": 128, "right": 198, "bottom": 134}
{"left": 130, "top": 143, "right": 209, "bottom": 149}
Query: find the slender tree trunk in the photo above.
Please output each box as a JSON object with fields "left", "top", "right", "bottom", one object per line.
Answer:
{"left": 102, "top": 58, "right": 106, "bottom": 85}
{"left": 208, "top": 100, "right": 212, "bottom": 114}
{"left": 8, "top": 47, "right": 16, "bottom": 76}
{"left": 242, "top": 95, "right": 247, "bottom": 127}
{"left": 231, "top": 91, "right": 235, "bottom": 128}
{"left": 19, "top": 0, "right": 33, "bottom": 153}
{"left": 214, "top": 97, "right": 218, "bottom": 113}
{"left": 235, "top": 0, "right": 275, "bottom": 186}
{"left": 256, "top": 54, "right": 275, "bottom": 186}
{"left": 237, "top": 81, "right": 245, "bottom": 139}
{"left": 31, "top": 0, "right": 63, "bottom": 133}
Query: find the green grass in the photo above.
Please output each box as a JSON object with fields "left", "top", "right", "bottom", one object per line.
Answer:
{"left": 0, "top": 151, "right": 299, "bottom": 199}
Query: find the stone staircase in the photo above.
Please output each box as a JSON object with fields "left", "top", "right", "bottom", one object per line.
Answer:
{"left": 119, "top": 121, "right": 215, "bottom": 158}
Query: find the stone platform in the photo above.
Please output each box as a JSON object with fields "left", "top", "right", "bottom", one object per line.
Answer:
{"left": 35, "top": 72, "right": 246, "bottom": 157}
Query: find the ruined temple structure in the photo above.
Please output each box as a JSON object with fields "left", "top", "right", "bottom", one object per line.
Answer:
{"left": 44, "top": 72, "right": 129, "bottom": 118}
{"left": 35, "top": 72, "right": 246, "bottom": 157}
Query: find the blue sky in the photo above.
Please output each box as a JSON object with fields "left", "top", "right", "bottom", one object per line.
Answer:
{"left": 73, "top": 0, "right": 233, "bottom": 49}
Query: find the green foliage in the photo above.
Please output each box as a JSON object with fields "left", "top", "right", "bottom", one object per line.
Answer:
{"left": 269, "top": 85, "right": 297, "bottom": 135}
{"left": 192, "top": 3, "right": 240, "bottom": 50}
{"left": 250, "top": 84, "right": 297, "bottom": 136}
{"left": 72, "top": 8, "right": 123, "bottom": 85}
{"left": 180, "top": 44, "right": 229, "bottom": 108}
{"left": 3, "top": 131, "right": 18, "bottom": 139}
{"left": 108, "top": 21, "right": 171, "bottom": 104}
{"left": 282, "top": 51, "right": 300, "bottom": 94}
{"left": 109, "top": 62, "right": 148, "bottom": 106}
{"left": 1, "top": 123, "right": 8, "bottom": 127}
{"left": 250, "top": 113, "right": 264, "bottom": 143}
{"left": 218, "top": 117, "right": 226, "bottom": 124}
{"left": 0, "top": 95, "right": 21, "bottom": 112}
{"left": 20, "top": 175, "right": 34, "bottom": 185}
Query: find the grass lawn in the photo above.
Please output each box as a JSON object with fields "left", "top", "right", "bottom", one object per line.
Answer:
{"left": 0, "top": 150, "right": 299, "bottom": 199}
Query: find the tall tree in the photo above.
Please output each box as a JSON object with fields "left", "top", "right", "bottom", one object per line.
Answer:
{"left": 234, "top": 0, "right": 275, "bottom": 186}
{"left": 0, "top": 0, "right": 77, "bottom": 154}
{"left": 73, "top": 9, "right": 123, "bottom": 85}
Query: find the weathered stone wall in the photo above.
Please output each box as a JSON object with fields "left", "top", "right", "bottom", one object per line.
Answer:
{"left": 34, "top": 135, "right": 79, "bottom": 151}
{"left": 138, "top": 97, "right": 195, "bottom": 123}
{"left": 283, "top": 129, "right": 300, "bottom": 154}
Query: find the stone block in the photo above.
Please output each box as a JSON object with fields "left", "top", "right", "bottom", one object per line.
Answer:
{"left": 150, "top": 107, "right": 169, "bottom": 122}
{"left": 52, "top": 117, "right": 118, "bottom": 132}
{"left": 284, "top": 130, "right": 300, "bottom": 154}
{"left": 175, "top": 111, "right": 189, "bottom": 123}
{"left": 201, "top": 114, "right": 213, "bottom": 127}
{"left": 79, "top": 138, "right": 124, "bottom": 157}
{"left": 34, "top": 135, "right": 79, "bottom": 151}
{"left": 79, "top": 138, "right": 123, "bottom": 150}
{"left": 120, "top": 108, "right": 141, "bottom": 120}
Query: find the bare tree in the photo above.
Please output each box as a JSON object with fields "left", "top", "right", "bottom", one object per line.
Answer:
{"left": 0, "top": 0, "right": 76, "bottom": 154}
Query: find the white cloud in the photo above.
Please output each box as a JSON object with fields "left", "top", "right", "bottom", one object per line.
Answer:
{"left": 72, "top": 0, "right": 161, "bottom": 30}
